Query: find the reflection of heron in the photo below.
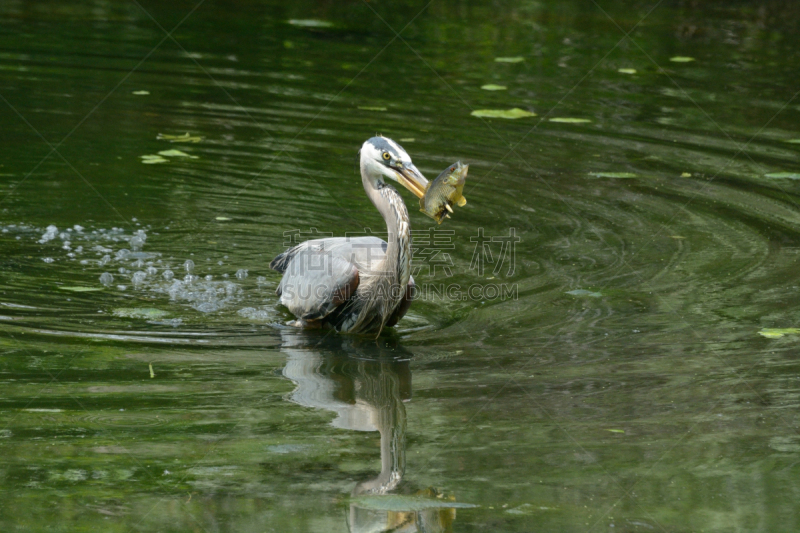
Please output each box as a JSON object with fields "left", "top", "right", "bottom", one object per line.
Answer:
{"left": 279, "top": 330, "right": 457, "bottom": 533}
{"left": 270, "top": 137, "right": 428, "bottom": 334}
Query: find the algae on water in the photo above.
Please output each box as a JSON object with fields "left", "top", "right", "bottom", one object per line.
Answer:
{"left": 471, "top": 108, "right": 535, "bottom": 119}
{"left": 140, "top": 155, "right": 168, "bottom": 164}
{"left": 758, "top": 328, "right": 800, "bottom": 339}
{"left": 287, "top": 19, "right": 333, "bottom": 28}
{"left": 588, "top": 172, "right": 639, "bottom": 179}
{"left": 158, "top": 149, "right": 198, "bottom": 159}
{"left": 549, "top": 117, "right": 591, "bottom": 123}
{"left": 157, "top": 132, "right": 203, "bottom": 143}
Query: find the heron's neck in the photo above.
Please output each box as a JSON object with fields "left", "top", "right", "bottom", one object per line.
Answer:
{"left": 364, "top": 178, "right": 412, "bottom": 290}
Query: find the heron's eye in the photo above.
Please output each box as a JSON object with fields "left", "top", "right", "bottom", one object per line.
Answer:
{"left": 382, "top": 152, "right": 391, "bottom": 161}
{"left": 450, "top": 166, "right": 455, "bottom": 172}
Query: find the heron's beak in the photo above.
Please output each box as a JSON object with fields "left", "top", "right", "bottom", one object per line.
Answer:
{"left": 395, "top": 163, "right": 428, "bottom": 199}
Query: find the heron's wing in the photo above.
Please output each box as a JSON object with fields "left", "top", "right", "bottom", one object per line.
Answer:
{"left": 270, "top": 237, "right": 387, "bottom": 273}
{"left": 270, "top": 237, "right": 387, "bottom": 321}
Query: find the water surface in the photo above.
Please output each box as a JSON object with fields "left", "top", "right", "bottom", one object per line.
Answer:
{"left": 2, "top": 1, "right": 800, "bottom": 531}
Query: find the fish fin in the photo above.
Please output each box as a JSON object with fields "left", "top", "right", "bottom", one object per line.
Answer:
{"left": 457, "top": 196, "right": 467, "bottom": 207}
{"left": 419, "top": 208, "right": 437, "bottom": 221}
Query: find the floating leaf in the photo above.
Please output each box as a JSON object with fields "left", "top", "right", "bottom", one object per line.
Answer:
{"left": 399, "top": 138, "right": 415, "bottom": 142}
{"left": 670, "top": 56, "right": 695, "bottom": 63}
{"left": 670, "top": 235, "right": 686, "bottom": 239}
{"left": 566, "top": 289, "right": 602, "bottom": 297}
{"left": 140, "top": 155, "right": 168, "bottom": 164}
{"left": 358, "top": 106, "right": 387, "bottom": 111}
{"left": 495, "top": 57, "right": 524, "bottom": 63}
{"left": 158, "top": 149, "right": 198, "bottom": 159}
{"left": 215, "top": 216, "right": 231, "bottom": 221}
{"left": 149, "top": 363, "right": 155, "bottom": 379}
{"left": 113, "top": 308, "right": 171, "bottom": 319}
{"left": 680, "top": 172, "right": 692, "bottom": 178}
{"left": 618, "top": 68, "right": 637, "bottom": 74}
{"left": 58, "top": 286, "right": 103, "bottom": 292}
{"left": 588, "top": 172, "right": 639, "bottom": 178}
{"left": 607, "top": 429, "right": 625, "bottom": 434}
{"left": 758, "top": 328, "right": 800, "bottom": 339}
{"left": 765, "top": 172, "right": 800, "bottom": 179}
{"left": 481, "top": 84, "right": 507, "bottom": 91}
{"left": 549, "top": 117, "right": 591, "bottom": 123}
{"left": 471, "top": 108, "right": 535, "bottom": 119}
{"left": 785, "top": 139, "right": 800, "bottom": 144}
{"left": 352, "top": 495, "right": 477, "bottom": 512}
{"left": 157, "top": 132, "right": 203, "bottom": 143}
{"left": 287, "top": 19, "right": 333, "bottom": 28}
{"left": 132, "top": 90, "right": 150, "bottom": 95}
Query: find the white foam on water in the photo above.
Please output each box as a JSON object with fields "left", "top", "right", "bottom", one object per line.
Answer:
{"left": 10, "top": 222, "right": 258, "bottom": 317}
{"left": 155, "top": 279, "right": 243, "bottom": 313}
{"left": 38, "top": 225, "right": 58, "bottom": 243}
{"left": 238, "top": 307, "right": 277, "bottom": 321}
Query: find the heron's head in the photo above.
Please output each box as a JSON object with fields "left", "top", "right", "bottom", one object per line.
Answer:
{"left": 359, "top": 136, "right": 428, "bottom": 198}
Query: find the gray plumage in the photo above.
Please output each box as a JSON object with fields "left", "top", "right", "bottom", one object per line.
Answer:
{"left": 270, "top": 137, "right": 429, "bottom": 334}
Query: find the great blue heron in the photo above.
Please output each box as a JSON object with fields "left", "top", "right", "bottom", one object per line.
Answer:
{"left": 270, "top": 136, "right": 429, "bottom": 334}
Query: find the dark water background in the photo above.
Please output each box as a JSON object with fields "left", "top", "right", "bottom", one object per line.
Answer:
{"left": 2, "top": 0, "right": 800, "bottom": 531}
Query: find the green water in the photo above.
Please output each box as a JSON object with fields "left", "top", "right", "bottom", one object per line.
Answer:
{"left": 2, "top": 0, "right": 800, "bottom": 531}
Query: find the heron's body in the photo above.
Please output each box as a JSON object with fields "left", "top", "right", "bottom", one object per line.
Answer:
{"left": 270, "top": 137, "right": 428, "bottom": 334}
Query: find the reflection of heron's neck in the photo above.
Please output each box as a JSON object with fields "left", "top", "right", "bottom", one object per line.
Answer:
{"left": 352, "top": 366, "right": 407, "bottom": 495}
